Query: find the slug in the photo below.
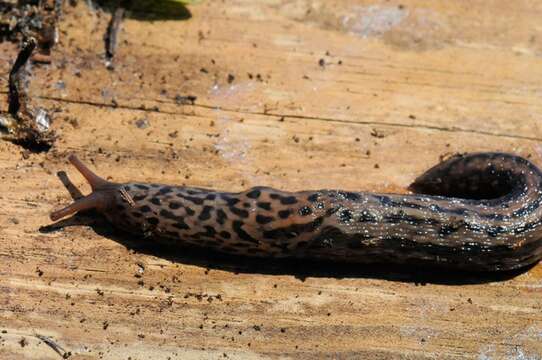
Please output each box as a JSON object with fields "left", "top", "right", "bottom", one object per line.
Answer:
{"left": 50, "top": 153, "right": 542, "bottom": 271}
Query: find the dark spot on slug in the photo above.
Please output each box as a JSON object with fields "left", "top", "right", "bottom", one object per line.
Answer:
{"left": 219, "top": 231, "right": 231, "bottom": 239}
{"left": 513, "top": 218, "right": 542, "bottom": 235}
{"left": 243, "top": 202, "right": 251, "bottom": 208}
{"left": 422, "top": 218, "right": 441, "bottom": 226}
{"left": 307, "top": 193, "right": 319, "bottom": 202}
{"left": 269, "top": 194, "right": 297, "bottom": 205}
{"left": 512, "top": 198, "right": 542, "bottom": 218}
{"left": 298, "top": 206, "right": 312, "bottom": 216}
{"left": 135, "top": 184, "right": 149, "bottom": 190}
{"left": 257, "top": 202, "right": 272, "bottom": 211}
{"left": 381, "top": 210, "right": 416, "bottom": 225}
{"left": 310, "top": 226, "right": 342, "bottom": 249}
{"left": 336, "top": 191, "right": 361, "bottom": 201}
{"left": 133, "top": 194, "right": 146, "bottom": 201}
{"left": 232, "top": 221, "right": 259, "bottom": 243}
{"left": 256, "top": 215, "right": 274, "bottom": 224}
{"left": 263, "top": 217, "right": 324, "bottom": 240}
{"left": 222, "top": 196, "right": 240, "bottom": 207}
{"left": 359, "top": 210, "right": 377, "bottom": 222}
{"left": 230, "top": 207, "right": 249, "bottom": 218}
{"left": 439, "top": 222, "right": 464, "bottom": 237}
{"left": 198, "top": 206, "right": 213, "bottom": 221}
{"left": 206, "top": 193, "right": 216, "bottom": 201}
{"left": 339, "top": 209, "right": 353, "bottom": 223}
{"left": 466, "top": 222, "right": 483, "bottom": 233}
{"left": 169, "top": 202, "right": 182, "bottom": 210}
{"left": 398, "top": 201, "right": 425, "bottom": 210}
{"left": 246, "top": 189, "right": 261, "bottom": 199}
{"left": 373, "top": 195, "right": 393, "bottom": 207}
{"left": 278, "top": 210, "right": 291, "bottom": 219}
{"left": 280, "top": 196, "right": 298, "bottom": 205}
{"left": 185, "top": 207, "right": 196, "bottom": 216}
{"left": 177, "top": 193, "right": 204, "bottom": 205}
{"left": 159, "top": 209, "right": 184, "bottom": 222}
{"left": 150, "top": 197, "right": 161, "bottom": 206}
{"left": 216, "top": 209, "right": 228, "bottom": 225}
{"left": 486, "top": 226, "right": 507, "bottom": 238}
{"left": 147, "top": 217, "right": 159, "bottom": 226}
{"left": 158, "top": 187, "right": 173, "bottom": 195}
{"left": 195, "top": 225, "right": 216, "bottom": 238}
{"left": 140, "top": 205, "right": 152, "bottom": 213}
{"left": 383, "top": 210, "right": 409, "bottom": 224}
{"left": 172, "top": 219, "right": 190, "bottom": 230}
{"left": 186, "top": 189, "right": 204, "bottom": 195}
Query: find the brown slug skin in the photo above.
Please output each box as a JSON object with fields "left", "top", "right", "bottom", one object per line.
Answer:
{"left": 51, "top": 153, "right": 542, "bottom": 271}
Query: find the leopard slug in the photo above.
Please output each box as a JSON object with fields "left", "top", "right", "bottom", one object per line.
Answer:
{"left": 50, "top": 153, "right": 542, "bottom": 271}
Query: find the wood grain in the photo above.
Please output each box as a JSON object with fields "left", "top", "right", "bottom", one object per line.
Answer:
{"left": 0, "top": 1, "right": 541, "bottom": 359}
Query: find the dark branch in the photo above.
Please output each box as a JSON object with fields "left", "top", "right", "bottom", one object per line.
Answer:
{"left": 104, "top": 6, "right": 125, "bottom": 67}
{"left": 8, "top": 37, "right": 36, "bottom": 116}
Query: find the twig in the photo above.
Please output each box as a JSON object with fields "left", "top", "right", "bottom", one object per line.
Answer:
{"left": 104, "top": 6, "right": 125, "bottom": 69}
{"left": 120, "top": 187, "right": 135, "bottom": 207}
{"left": 55, "top": 0, "right": 63, "bottom": 18}
{"left": 8, "top": 37, "right": 36, "bottom": 117}
{"left": 2, "top": 36, "right": 56, "bottom": 151}
{"left": 1, "top": 1, "right": 59, "bottom": 60}
{"left": 34, "top": 334, "right": 71, "bottom": 359}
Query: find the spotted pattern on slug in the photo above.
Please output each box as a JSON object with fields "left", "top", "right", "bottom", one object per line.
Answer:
{"left": 51, "top": 153, "right": 542, "bottom": 271}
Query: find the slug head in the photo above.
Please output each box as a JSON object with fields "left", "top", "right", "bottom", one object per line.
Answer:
{"left": 50, "top": 155, "right": 119, "bottom": 221}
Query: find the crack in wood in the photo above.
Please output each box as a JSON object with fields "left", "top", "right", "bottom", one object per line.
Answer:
{"left": 2, "top": 92, "right": 540, "bottom": 142}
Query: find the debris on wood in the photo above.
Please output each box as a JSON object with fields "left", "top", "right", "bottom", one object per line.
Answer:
{"left": 174, "top": 94, "right": 197, "bottom": 105}
{"left": 104, "top": 5, "right": 125, "bottom": 70}
{"left": 34, "top": 333, "right": 72, "bottom": 359}
{"left": 0, "top": 0, "right": 61, "bottom": 62}
{"left": 0, "top": 37, "right": 56, "bottom": 151}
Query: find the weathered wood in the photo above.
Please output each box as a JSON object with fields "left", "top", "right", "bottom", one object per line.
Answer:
{"left": 0, "top": 1, "right": 541, "bottom": 359}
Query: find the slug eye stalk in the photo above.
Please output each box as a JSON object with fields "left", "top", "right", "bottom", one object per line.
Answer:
{"left": 50, "top": 155, "right": 117, "bottom": 221}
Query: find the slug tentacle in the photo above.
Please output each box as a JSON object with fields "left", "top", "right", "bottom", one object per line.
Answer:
{"left": 50, "top": 155, "right": 119, "bottom": 222}
{"left": 67, "top": 154, "right": 112, "bottom": 191}
{"left": 50, "top": 152, "right": 542, "bottom": 272}
{"left": 50, "top": 191, "right": 109, "bottom": 222}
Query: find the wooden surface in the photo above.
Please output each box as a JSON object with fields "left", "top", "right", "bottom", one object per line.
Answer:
{"left": 1, "top": 1, "right": 541, "bottom": 359}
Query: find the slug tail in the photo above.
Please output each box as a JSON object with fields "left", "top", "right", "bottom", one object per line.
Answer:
{"left": 68, "top": 154, "right": 110, "bottom": 191}
{"left": 50, "top": 191, "right": 106, "bottom": 221}
{"left": 408, "top": 152, "right": 530, "bottom": 200}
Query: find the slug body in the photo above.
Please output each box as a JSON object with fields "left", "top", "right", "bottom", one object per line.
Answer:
{"left": 51, "top": 153, "right": 542, "bottom": 271}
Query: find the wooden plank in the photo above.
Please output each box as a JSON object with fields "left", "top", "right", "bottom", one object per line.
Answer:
{"left": 0, "top": 1, "right": 541, "bottom": 359}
